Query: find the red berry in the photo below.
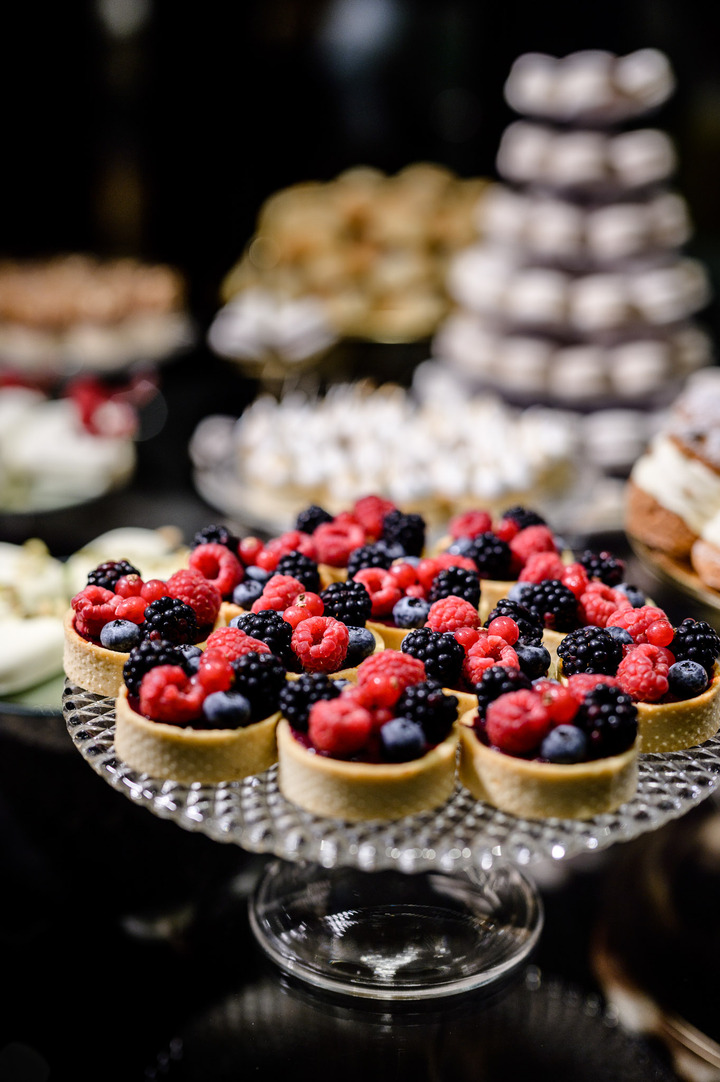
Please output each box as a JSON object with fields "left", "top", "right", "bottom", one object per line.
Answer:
{"left": 493, "top": 518, "right": 520, "bottom": 542}
{"left": 616, "top": 643, "right": 670, "bottom": 702}
{"left": 509, "top": 525, "right": 558, "bottom": 568}
{"left": 566, "top": 673, "right": 620, "bottom": 701}
{"left": 114, "top": 595, "right": 148, "bottom": 623}
{"left": 238, "top": 536, "right": 264, "bottom": 565}
{"left": 579, "top": 582, "right": 631, "bottom": 628}
{"left": 291, "top": 615, "right": 350, "bottom": 673}
{"left": 454, "top": 626, "right": 481, "bottom": 652}
{"left": 646, "top": 620, "right": 675, "bottom": 648}
{"left": 203, "top": 626, "right": 271, "bottom": 661}
{"left": 485, "top": 689, "right": 553, "bottom": 755}
{"left": 449, "top": 509, "right": 492, "bottom": 539}
{"left": 251, "top": 574, "right": 306, "bottom": 613}
{"left": 388, "top": 561, "right": 419, "bottom": 592}
{"left": 71, "top": 585, "right": 120, "bottom": 638}
{"left": 426, "top": 596, "right": 480, "bottom": 634}
{"left": 607, "top": 605, "right": 672, "bottom": 645}
{"left": 405, "top": 583, "right": 427, "bottom": 599}
{"left": 189, "top": 542, "right": 244, "bottom": 598}
{"left": 141, "top": 579, "right": 169, "bottom": 602}
{"left": 257, "top": 530, "right": 317, "bottom": 571}
{"left": 308, "top": 696, "right": 373, "bottom": 756}
{"left": 114, "top": 574, "right": 144, "bottom": 598}
{"left": 166, "top": 568, "right": 222, "bottom": 627}
{"left": 463, "top": 635, "right": 520, "bottom": 684}
{"left": 533, "top": 679, "right": 579, "bottom": 724}
{"left": 312, "top": 519, "right": 366, "bottom": 567}
{"left": 561, "top": 562, "right": 590, "bottom": 599}
{"left": 486, "top": 615, "right": 519, "bottom": 645}
{"left": 282, "top": 591, "right": 325, "bottom": 628}
{"left": 138, "top": 665, "right": 206, "bottom": 724}
{"left": 352, "top": 494, "right": 396, "bottom": 541}
{"left": 196, "top": 653, "right": 235, "bottom": 693}
{"left": 352, "top": 568, "right": 402, "bottom": 618}
{"left": 518, "top": 551, "right": 566, "bottom": 583}
{"left": 356, "top": 651, "right": 426, "bottom": 691}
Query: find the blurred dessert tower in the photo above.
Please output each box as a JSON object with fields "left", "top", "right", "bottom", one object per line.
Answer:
{"left": 430, "top": 48, "right": 714, "bottom": 528}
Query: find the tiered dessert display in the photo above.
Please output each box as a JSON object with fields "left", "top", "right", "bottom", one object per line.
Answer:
{"left": 430, "top": 48, "right": 714, "bottom": 490}
{"left": 63, "top": 494, "right": 720, "bottom": 999}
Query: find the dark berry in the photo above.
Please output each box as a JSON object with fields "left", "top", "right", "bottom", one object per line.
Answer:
{"left": 514, "top": 642, "right": 552, "bottom": 680}
{"left": 574, "top": 683, "right": 638, "bottom": 759}
{"left": 446, "top": 536, "right": 476, "bottom": 558}
{"left": 87, "top": 559, "right": 141, "bottom": 591}
{"left": 392, "top": 595, "right": 431, "bottom": 629}
{"left": 177, "top": 643, "right": 203, "bottom": 673}
{"left": 466, "top": 532, "right": 513, "bottom": 581}
{"left": 670, "top": 618, "right": 720, "bottom": 677}
{"left": 201, "top": 690, "right": 252, "bottom": 729}
{"left": 520, "top": 579, "right": 579, "bottom": 631}
{"left": 474, "top": 665, "right": 532, "bottom": 719}
{"left": 232, "top": 579, "right": 264, "bottom": 608}
{"left": 540, "top": 724, "right": 588, "bottom": 764}
{"left": 245, "top": 565, "right": 274, "bottom": 583}
{"left": 230, "top": 609, "right": 294, "bottom": 665}
{"left": 401, "top": 627, "right": 464, "bottom": 686}
{"left": 278, "top": 672, "right": 341, "bottom": 731}
{"left": 429, "top": 566, "right": 481, "bottom": 607}
{"left": 123, "top": 638, "right": 191, "bottom": 697}
{"left": 484, "top": 597, "right": 543, "bottom": 645}
{"left": 606, "top": 625, "right": 634, "bottom": 647}
{"left": 142, "top": 597, "right": 199, "bottom": 644}
{"left": 381, "top": 509, "right": 426, "bottom": 557}
{"left": 615, "top": 582, "right": 647, "bottom": 608}
{"left": 557, "top": 626, "right": 623, "bottom": 676}
{"left": 501, "top": 506, "right": 546, "bottom": 531}
{"left": 395, "top": 679, "right": 458, "bottom": 744}
{"left": 344, "top": 626, "right": 377, "bottom": 667}
{"left": 192, "top": 524, "right": 240, "bottom": 553}
{"left": 231, "top": 651, "right": 287, "bottom": 720}
{"left": 295, "top": 504, "right": 334, "bottom": 535}
{"left": 345, "top": 542, "right": 394, "bottom": 579}
{"left": 319, "top": 579, "right": 372, "bottom": 627}
{"left": 577, "top": 549, "right": 626, "bottom": 587}
{"left": 379, "top": 717, "right": 426, "bottom": 762}
{"left": 99, "top": 619, "right": 142, "bottom": 652}
{"left": 275, "top": 550, "right": 321, "bottom": 592}
{"left": 668, "top": 659, "right": 710, "bottom": 700}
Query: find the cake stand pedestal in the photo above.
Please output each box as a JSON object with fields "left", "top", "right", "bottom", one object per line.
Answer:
{"left": 63, "top": 680, "right": 720, "bottom": 1001}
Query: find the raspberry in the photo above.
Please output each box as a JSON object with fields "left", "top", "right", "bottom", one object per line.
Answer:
{"left": 312, "top": 519, "right": 366, "bottom": 567}
{"left": 114, "top": 574, "right": 144, "bottom": 598}
{"left": 533, "top": 679, "right": 579, "bottom": 724}
{"left": 356, "top": 650, "right": 426, "bottom": 692}
{"left": 352, "top": 494, "right": 396, "bottom": 541}
{"left": 139, "top": 665, "right": 206, "bottom": 724}
{"left": 114, "top": 595, "right": 148, "bottom": 624}
{"left": 278, "top": 672, "right": 341, "bottom": 731}
{"left": 189, "top": 542, "right": 244, "bottom": 598}
{"left": 251, "top": 574, "right": 306, "bottom": 613}
{"left": 275, "top": 550, "right": 321, "bottom": 592}
{"left": 203, "top": 625, "right": 271, "bottom": 662}
{"left": 291, "top": 615, "right": 349, "bottom": 673}
{"left": 166, "top": 568, "right": 222, "bottom": 628}
{"left": 607, "top": 605, "right": 673, "bottom": 645}
{"left": 71, "top": 585, "right": 120, "bottom": 638}
{"left": 381, "top": 509, "right": 426, "bottom": 557}
{"left": 463, "top": 634, "right": 520, "bottom": 685}
{"left": 428, "top": 566, "right": 481, "bottom": 607}
{"left": 486, "top": 616, "right": 519, "bottom": 645}
{"left": 308, "top": 697, "right": 373, "bottom": 757}
{"left": 485, "top": 689, "right": 553, "bottom": 755}
{"left": 295, "top": 504, "right": 334, "bottom": 535}
{"left": 192, "top": 523, "right": 240, "bottom": 553}
{"left": 449, "top": 509, "right": 493, "bottom": 539}
{"left": 509, "top": 524, "right": 559, "bottom": 569}
{"left": 426, "top": 596, "right": 480, "bottom": 634}
{"left": 319, "top": 579, "right": 372, "bottom": 627}
{"left": 578, "top": 582, "right": 631, "bottom": 628}
{"left": 518, "top": 551, "right": 566, "bottom": 583}
{"left": 560, "top": 562, "right": 590, "bottom": 599}
{"left": 616, "top": 643, "right": 670, "bottom": 702}
{"left": 401, "top": 627, "right": 465, "bottom": 686}
{"left": 86, "top": 559, "right": 141, "bottom": 592}
{"left": 557, "top": 625, "right": 623, "bottom": 676}
{"left": 352, "top": 567, "right": 402, "bottom": 618}
{"left": 566, "top": 673, "right": 620, "bottom": 701}
{"left": 578, "top": 549, "right": 626, "bottom": 587}
{"left": 256, "top": 530, "right": 318, "bottom": 572}
{"left": 474, "top": 664, "right": 532, "bottom": 717}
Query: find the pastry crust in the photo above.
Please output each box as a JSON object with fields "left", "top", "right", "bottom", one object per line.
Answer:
{"left": 276, "top": 718, "right": 459, "bottom": 821}
{"left": 457, "top": 709, "right": 638, "bottom": 820}
{"left": 63, "top": 609, "right": 128, "bottom": 697}
{"left": 479, "top": 578, "right": 518, "bottom": 622}
{"left": 115, "top": 686, "right": 281, "bottom": 783}
{"left": 366, "top": 620, "right": 410, "bottom": 651}
{"left": 625, "top": 478, "right": 698, "bottom": 560}
{"left": 635, "top": 667, "right": 720, "bottom": 753}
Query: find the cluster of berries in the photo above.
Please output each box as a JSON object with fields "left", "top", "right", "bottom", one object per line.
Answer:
{"left": 282, "top": 651, "right": 457, "bottom": 763}
{"left": 557, "top": 609, "right": 720, "bottom": 704}
{"left": 122, "top": 625, "right": 288, "bottom": 729}
{"left": 71, "top": 559, "right": 223, "bottom": 653}
{"left": 472, "top": 666, "right": 639, "bottom": 763}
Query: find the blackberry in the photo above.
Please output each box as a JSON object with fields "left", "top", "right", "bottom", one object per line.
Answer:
{"left": 142, "top": 597, "right": 199, "bottom": 644}
{"left": 428, "top": 566, "right": 481, "bottom": 608}
{"left": 670, "top": 618, "right": 720, "bottom": 676}
{"left": 295, "top": 504, "right": 333, "bottom": 535}
{"left": 231, "top": 609, "right": 294, "bottom": 664}
{"left": 574, "top": 683, "right": 638, "bottom": 759}
{"left": 520, "top": 579, "right": 579, "bottom": 631}
{"left": 231, "top": 651, "right": 287, "bottom": 720}
{"left": 275, "top": 550, "right": 321, "bottom": 592}
{"left": 191, "top": 523, "right": 240, "bottom": 552}
{"left": 401, "top": 627, "right": 464, "bottom": 686}
{"left": 501, "top": 505, "right": 546, "bottom": 531}
{"left": 346, "top": 542, "right": 394, "bottom": 579}
{"left": 278, "top": 672, "right": 341, "bottom": 731}
{"left": 577, "top": 548, "right": 626, "bottom": 587}
{"left": 484, "top": 597, "right": 543, "bottom": 645}
{"left": 474, "top": 665, "right": 532, "bottom": 719}
{"left": 87, "top": 559, "right": 141, "bottom": 591}
{"left": 123, "top": 638, "right": 190, "bottom": 697}
{"left": 381, "top": 509, "right": 426, "bottom": 557}
{"left": 395, "top": 679, "right": 458, "bottom": 744}
{"left": 319, "top": 579, "right": 372, "bottom": 627}
{"left": 557, "top": 625, "right": 623, "bottom": 676}
{"left": 466, "top": 532, "right": 513, "bottom": 581}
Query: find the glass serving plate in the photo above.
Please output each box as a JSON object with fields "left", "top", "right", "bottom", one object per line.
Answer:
{"left": 63, "top": 681, "right": 720, "bottom": 1001}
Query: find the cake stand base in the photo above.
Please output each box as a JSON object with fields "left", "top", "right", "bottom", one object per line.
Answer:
{"left": 248, "top": 858, "right": 543, "bottom": 1001}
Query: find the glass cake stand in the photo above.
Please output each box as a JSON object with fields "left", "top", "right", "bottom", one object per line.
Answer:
{"left": 63, "top": 680, "right": 720, "bottom": 1001}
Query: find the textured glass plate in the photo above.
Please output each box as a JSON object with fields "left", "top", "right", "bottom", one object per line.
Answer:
{"left": 63, "top": 681, "right": 720, "bottom": 875}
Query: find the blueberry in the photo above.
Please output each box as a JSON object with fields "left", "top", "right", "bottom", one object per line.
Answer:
{"left": 232, "top": 579, "right": 264, "bottom": 608}
{"left": 344, "top": 626, "right": 376, "bottom": 667}
{"left": 245, "top": 566, "right": 273, "bottom": 583}
{"left": 540, "top": 724, "right": 588, "bottom": 764}
{"left": 202, "top": 690, "right": 252, "bottom": 728}
{"left": 392, "top": 595, "right": 431, "bottom": 629}
{"left": 514, "top": 642, "right": 551, "bottom": 680}
{"left": 447, "top": 536, "right": 475, "bottom": 557}
{"left": 508, "top": 581, "right": 533, "bottom": 603}
{"left": 668, "top": 659, "right": 709, "bottom": 700}
{"left": 383, "top": 541, "right": 407, "bottom": 561}
{"left": 616, "top": 583, "right": 646, "bottom": 608}
{"left": 99, "top": 619, "right": 142, "bottom": 652}
{"left": 177, "top": 643, "right": 203, "bottom": 673}
{"left": 379, "top": 717, "right": 426, "bottom": 762}
{"left": 606, "top": 625, "right": 634, "bottom": 647}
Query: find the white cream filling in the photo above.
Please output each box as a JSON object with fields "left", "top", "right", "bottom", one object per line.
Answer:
{"left": 631, "top": 435, "right": 720, "bottom": 534}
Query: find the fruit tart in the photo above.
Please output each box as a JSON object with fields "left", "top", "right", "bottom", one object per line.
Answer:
{"left": 114, "top": 625, "right": 287, "bottom": 783}
{"left": 458, "top": 668, "right": 639, "bottom": 819}
{"left": 63, "top": 560, "right": 223, "bottom": 696}
{"left": 556, "top": 609, "right": 720, "bottom": 753}
{"left": 276, "top": 650, "right": 459, "bottom": 820}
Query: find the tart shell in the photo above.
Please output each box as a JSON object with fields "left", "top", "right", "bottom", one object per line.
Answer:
{"left": 276, "top": 718, "right": 459, "bottom": 821}
{"left": 63, "top": 609, "right": 128, "bottom": 697}
{"left": 457, "top": 709, "right": 638, "bottom": 820}
{"left": 115, "top": 685, "right": 281, "bottom": 783}
{"left": 635, "top": 667, "right": 720, "bottom": 753}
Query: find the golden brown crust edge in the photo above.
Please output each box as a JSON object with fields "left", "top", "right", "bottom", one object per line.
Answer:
{"left": 625, "top": 478, "right": 698, "bottom": 560}
{"left": 636, "top": 668, "right": 720, "bottom": 753}
{"left": 63, "top": 609, "right": 127, "bottom": 697}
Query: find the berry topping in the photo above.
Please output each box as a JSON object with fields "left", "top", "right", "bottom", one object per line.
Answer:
{"left": 344, "top": 626, "right": 377, "bottom": 666}
{"left": 485, "top": 689, "right": 553, "bottom": 755}
{"left": 484, "top": 597, "right": 544, "bottom": 645}
{"left": 201, "top": 690, "right": 252, "bottom": 729}
{"left": 256, "top": 530, "right": 317, "bottom": 571}
{"left": 346, "top": 541, "right": 395, "bottom": 579}
{"left": 578, "top": 581, "right": 631, "bottom": 627}
{"left": 379, "top": 717, "right": 426, "bottom": 762}
{"left": 312, "top": 519, "right": 366, "bottom": 567}
{"left": 202, "top": 625, "right": 272, "bottom": 662}
{"left": 381, "top": 509, "right": 426, "bottom": 557}
{"left": 557, "top": 625, "right": 624, "bottom": 676}
{"left": 230, "top": 609, "right": 294, "bottom": 664}
{"left": 449, "top": 509, "right": 493, "bottom": 539}
{"left": 395, "top": 679, "right": 458, "bottom": 744}
{"left": 99, "top": 619, "right": 143, "bottom": 652}
{"left": 231, "top": 650, "right": 287, "bottom": 719}
{"left": 519, "top": 579, "right": 579, "bottom": 631}
{"left": 428, "top": 566, "right": 481, "bottom": 608}
{"left": 308, "top": 697, "right": 374, "bottom": 756}
{"left": 291, "top": 615, "right": 350, "bottom": 673}
{"left": 123, "top": 638, "right": 192, "bottom": 697}
{"left": 143, "top": 596, "right": 199, "bottom": 644}
{"left": 509, "top": 524, "right": 558, "bottom": 568}
{"left": 295, "top": 504, "right": 334, "bottom": 535}
{"left": 540, "top": 724, "right": 588, "bottom": 764}
{"left": 352, "top": 494, "right": 396, "bottom": 541}
{"left": 319, "top": 579, "right": 372, "bottom": 627}
{"left": 465, "top": 532, "right": 513, "bottom": 581}
{"left": 578, "top": 549, "right": 626, "bottom": 587}
{"left": 87, "top": 559, "right": 141, "bottom": 592}
{"left": 138, "top": 665, "right": 206, "bottom": 725}
{"left": 670, "top": 618, "right": 720, "bottom": 676}
{"left": 166, "top": 568, "right": 222, "bottom": 628}
{"left": 352, "top": 567, "right": 402, "bottom": 618}
{"left": 189, "top": 542, "right": 244, "bottom": 598}
{"left": 501, "top": 506, "right": 547, "bottom": 532}
{"left": 463, "top": 633, "right": 520, "bottom": 685}
{"left": 518, "top": 551, "right": 566, "bottom": 583}
{"left": 393, "top": 595, "right": 432, "bottom": 629}
{"left": 251, "top": 574, "right": 306, "bottom": 613}
{"left": 514, "top": 641, "right": 552, "bottom": 680}
{"left": 279, "top": 671, "right": 341, "bottom": 731}
{"left": 191, "top": 523, "right": 240, "bottom": 553}
{"left": 355, "top": 650, "right": 426, "bottom": 698}
{"left": 71, "top": 585, "right": 120, "bottom": 638}
{"left": 474, "top": 665, "right": 533, "bottom": 719}
{"left": 232, "top": 579, "right": 264, "bottom": 608}
{"left": 401, "top": 627, "right": 465, "bottom": 687}
{"left": 573, "top": 683, "right": 638, "bottom": 758}
{"left": 275, "top": 550, "right": 321, "bottom": 593}
{"left": 607, "top": 605, "right": 674, "bottom": 646}
{"left": 426, "top": 595, "right": 480, "bottom": 634}
{"left": 533, "top": 678, "right": 579, "bottom": 724}
{"left": 616, "top": 643, "right": 671, "bottom": 702}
